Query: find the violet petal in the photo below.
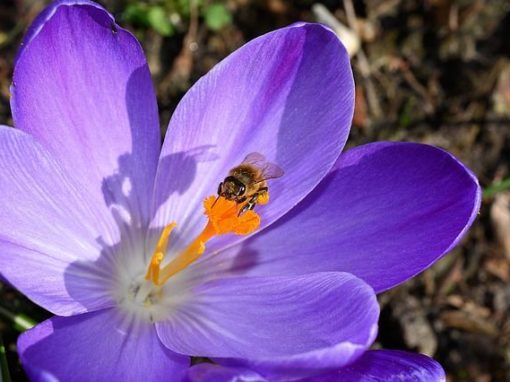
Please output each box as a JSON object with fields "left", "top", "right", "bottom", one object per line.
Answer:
{"left": 18, "top": 309, "right": 189, "bottom": 382}
{"left": 186, "top": 363, "right": 266, "bottom": 382}
{"left": 11, "top": 0, "right": 160, "bottom": 228}
{"left": 199, "top": 142, "right": 480, "bottom": 293}
{"left": 186, "top": 350, "right": 445, "bottom": 382}
{"left": 150, "top": 23, "right": 353, "bottom": 254}
{"left": 304, "top": 350, "right": 446, "bottom": 381}
{"left": 156, "top": 272, "right": 378, "bottom": 380}
{"left": 0, "top": 126, "right": 117, "bottom": 315}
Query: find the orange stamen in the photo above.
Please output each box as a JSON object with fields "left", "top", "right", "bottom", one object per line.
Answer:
{"left": 144, "top": 222, "right": 176, "bottom": 282}
{"left": 145, "top": 196, "right": 260, "bottom": 286}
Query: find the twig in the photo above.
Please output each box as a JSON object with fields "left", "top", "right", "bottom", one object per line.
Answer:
{"left": 342, "top": 0, "right": 382, "bottom": 118}
{"left": 312, "top": 4, "right": 360, "bottom": 57}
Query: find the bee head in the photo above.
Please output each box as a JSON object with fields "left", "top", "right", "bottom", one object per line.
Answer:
{"left": 219, "top": 176, "right": 246, "bottom": 200}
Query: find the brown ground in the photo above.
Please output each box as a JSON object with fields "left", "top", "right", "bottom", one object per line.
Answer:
{"left": 0, "top": 0, "right": 509, "bottom": 381}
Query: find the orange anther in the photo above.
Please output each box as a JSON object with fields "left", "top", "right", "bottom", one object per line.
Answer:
{"left": 145, "top": 196, "right": 260, "bottom": 286}
{"left": 204, "top": 196, "right": 260, "bottom": 235}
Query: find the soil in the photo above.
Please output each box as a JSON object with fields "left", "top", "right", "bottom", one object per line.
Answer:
{"left": 0, "top": 0, "right": 509, "bottom": 381}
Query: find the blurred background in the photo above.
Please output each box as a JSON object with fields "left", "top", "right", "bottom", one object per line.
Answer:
{"left": 0, "top": 0, "right": 509, "bottom": 381}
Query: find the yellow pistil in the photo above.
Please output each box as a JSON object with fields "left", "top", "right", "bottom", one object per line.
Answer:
{"left": 145, "top": 196, "right": 260, "bottom": 286}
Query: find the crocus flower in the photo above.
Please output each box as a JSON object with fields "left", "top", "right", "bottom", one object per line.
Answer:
{"left": 0, "top": 0, "right": 480, "bottom": 381}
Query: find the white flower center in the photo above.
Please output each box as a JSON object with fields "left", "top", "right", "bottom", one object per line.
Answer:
{"left": 114, "top": 275, "right": 164, "bottom": 322}
{"left": 114, "top": 265, "right": 193, "bottom": 323}
{"left": 111, "top": 195, "right": 261, "bottom": 323}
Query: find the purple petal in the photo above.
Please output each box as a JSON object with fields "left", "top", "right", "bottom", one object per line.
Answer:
{"left": 18, "top": 309, "right": 189, "bottom": 382}
{"left": 186, "top": 351, "right": 445, "bottom": 382}
{"left": 305, "top": 350, "right": 446, "bottom": 381}
{"left": 186, "top": 363, "right": 266, "bottom": 382}
{"left": 12, "top": 0, "right": 160, "bottom": 227}
{"left": 0, "top": 126, "right": 118, "bottom": 315}
{"left": 16, "top": 1, "right": 107, "bottom": 62}
{"left": 150, "top": 23, "right": 353, "bottom": 253}
{"left": 200, "top": 142, "right": 480, "bottom": 293}
{"left": 156, "top": 272, "right": 378, "bottom": 380}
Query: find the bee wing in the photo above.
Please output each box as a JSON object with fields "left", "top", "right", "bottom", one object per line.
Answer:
{"left": 242, "top": 152, "right": 268, "bottom": 167}
{"left": 242, "top": 152, "right": 284, "bottom": 181}
{"left": 260, "top": 162, "right": 284, "bottom": 181}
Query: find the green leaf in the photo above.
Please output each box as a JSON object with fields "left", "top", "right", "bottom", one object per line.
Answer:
{"left": 483, "top": 176, "right": 510, "bottom": 199}
{"left": 0, "top": 336, "right": 11, "bottom": 382}
{"left": 123, "top": 4, "right": 175, "bottom": 36}
{"left": 147, "top": 6, "right": 174, "bottom": 36}
{"left": 204, "top": 4, "right": 232, "bottom": 31}
{"left": 12, "top": 314, "right": 36, "bottom": 333}
{"left": 398, "top": 97, "right": 415, "bottom": 128}
{"left": 0, "top": 305, "right": 36, "bottom": 332}
{"left": 123, "top": 3, "right": 150, "bottom": 26}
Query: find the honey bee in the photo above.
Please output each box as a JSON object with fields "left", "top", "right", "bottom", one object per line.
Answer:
{"left": 216, "top": 152, "right": 284, "bottom": 215}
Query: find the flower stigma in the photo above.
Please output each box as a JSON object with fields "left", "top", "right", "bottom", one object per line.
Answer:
{"left": 145, "top": 196, "right": 261, "bottom": 287}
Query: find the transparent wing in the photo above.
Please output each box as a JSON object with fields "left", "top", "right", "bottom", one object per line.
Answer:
{"left": 260, "top": 162, "right": 285, "bottom": 181}
{"left": 242, "top": 152, "right": 267, "bottom": 167}
{"left": 242, "top": 152, "right": 284, "bottom": 181}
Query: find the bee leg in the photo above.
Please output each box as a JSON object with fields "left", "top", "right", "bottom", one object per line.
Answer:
{"left": 238, "top": 202, "right": 253, "bottom": 216}
{"left": 239, "top": 195, "right": 258, "bottom": 216}
{"left": 236, "top": 197, "right": 248, "bottom": 216}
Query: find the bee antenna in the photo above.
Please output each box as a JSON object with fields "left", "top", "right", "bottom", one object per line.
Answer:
{"left": 211, "top": 195, "right": 220, "bottom": 208}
